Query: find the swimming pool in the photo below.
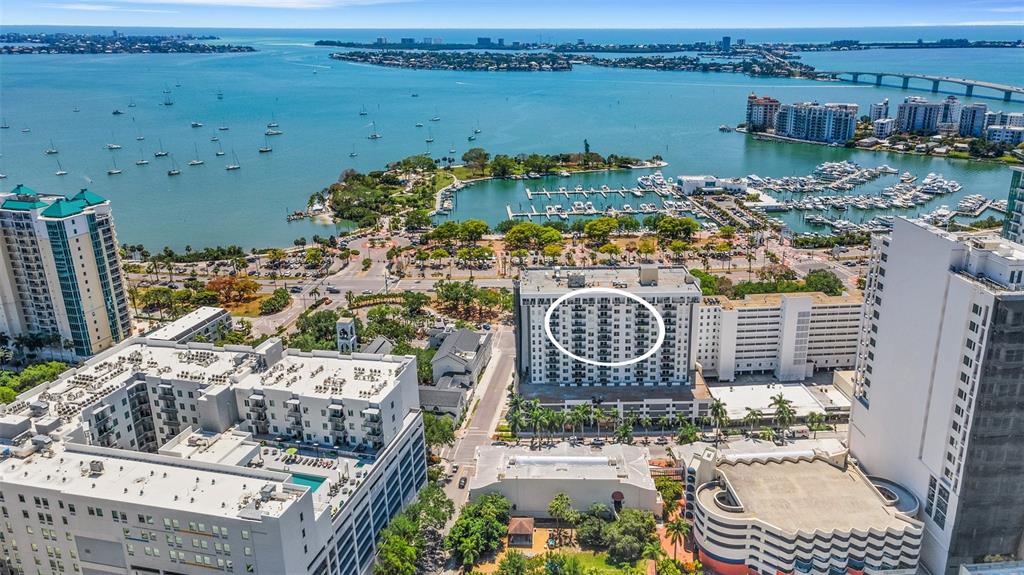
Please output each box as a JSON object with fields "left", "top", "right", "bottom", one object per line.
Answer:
{"left": 290, "top": 473, "right": 327, "bottom": 492}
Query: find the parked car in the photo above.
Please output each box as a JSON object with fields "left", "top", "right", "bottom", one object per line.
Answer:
{"left": 326, "top": 286, "right": 341, "bottom": 294}
{"left": 288, "top": 286, "right": 302, "bottom": 294}
{"left": 458, "top": 477, "right": 467, "bottom": 489}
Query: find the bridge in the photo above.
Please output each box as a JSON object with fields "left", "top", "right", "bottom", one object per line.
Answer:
{"left": 815, "top": 71, "right": 1024, "bottom": 102}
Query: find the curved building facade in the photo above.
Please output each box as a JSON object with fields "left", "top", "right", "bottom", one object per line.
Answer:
{"left": 685, "top": 447, "right": 922, "bottom": 575}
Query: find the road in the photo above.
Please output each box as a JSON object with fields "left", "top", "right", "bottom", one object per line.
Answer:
{"left": 248, "top": 235, "right": 406, "bottom": 335}
{"left": 438, "top": 326, "right": 516, "bottom": 509}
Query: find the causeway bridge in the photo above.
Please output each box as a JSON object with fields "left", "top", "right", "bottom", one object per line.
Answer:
{"left": 815, "top": 71, "right": 1023, "bottom": 101}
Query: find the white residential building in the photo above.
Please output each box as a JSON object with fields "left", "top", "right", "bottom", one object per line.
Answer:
{"left": 1004, "top": 166, "right": 1024, "bottom": 244}
{"left": 0, "top": 186, "right": 132, "bottom": 357}
{"left": 775, "top": 101, "right": 858, "bottom": 144}
{"left": 0, "top": 337, "right": 428, "bottom": 575}
{"left": 958, "top": 103, "right": 988, "bottom": 137}
{"left": 873, "top": 117, "right": 896, "bottom": 138}
{"left": 983, "top": 110, "right": 1024, "bottom": 131}
{"left": 693, "top": 292, "right": 862, "bottom": 382}
{"left": 984, "top": 125, "right": 1024, "bottom": 146}
{"left": 514, "top": 266, "right": 710, "bottom": 420}
{"left": 146, "top": 306, "right": 233, "bottom": 343}
{"left": 869, "top": 99, "right": 889, "bottom": 121}
{"left": 687, "top": 445, "right": 923, "bottom": 575}
{"left": 897, "top": 96, "right": 943, "bottom": 134}
{"left": 514, "top": 266, "right": 701, "bottom": 389}
{"left": 849, "top": 218, "right": 1024, "bottom": 574}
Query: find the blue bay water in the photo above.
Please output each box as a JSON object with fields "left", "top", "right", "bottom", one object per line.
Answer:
{"left": 0, "top": 27, "right": 1022, "bottom": 250}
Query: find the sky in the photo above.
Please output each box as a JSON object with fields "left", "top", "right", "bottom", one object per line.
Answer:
{"left": 5, "top": 0, "right": 1024, "bottom": 29}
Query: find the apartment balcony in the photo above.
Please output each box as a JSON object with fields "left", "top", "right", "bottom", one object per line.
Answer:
{"left": 328, "top": 411, "right": 346, "bottom": 424}
{"left": 362, "top": 426, "right": 383, "bottom": 438}
{"left": 251, "top": 413, "right": 268, "bottom": 422}
{"left": 361, "top": 407, "right": 382, "bottom": 422}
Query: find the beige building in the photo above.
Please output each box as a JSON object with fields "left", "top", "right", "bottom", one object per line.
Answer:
{"left": 470, "top": 443, "right": 661, "bottom": 516}
{"left": 0, "top": 186, "right": 131, "bottom": 357}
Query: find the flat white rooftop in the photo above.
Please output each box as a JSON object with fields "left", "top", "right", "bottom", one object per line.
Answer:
{"left": 518, "top": 266, "right": 700, "bottom": 294}
{"left": 3, "top": 337, "right": 414, "bottom": 424}
{"left": 146, "top": 306, "right": 228, "bottom": 341}
{"left": 707, "top": 382, "right": 849, "bottom": 420}
{"left": 0, "top": 440, "right": 300, "bottom": 519}
{"left": 474, "top": 442, "right": 653, "bottom": 487}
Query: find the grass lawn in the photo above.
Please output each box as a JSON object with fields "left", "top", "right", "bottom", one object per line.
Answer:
{"left": 224, "top": 294, "right": 274, "bottom": 317}
{"left": 567, "top": 551, "right": 633, "bottom": 575}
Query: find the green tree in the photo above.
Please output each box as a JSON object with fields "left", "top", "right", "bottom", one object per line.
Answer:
{"left": 459, "top": 219, "right": 490, "bottom": 243}
{"left": 707, "top": 399, "right": 729, "bottom": 445}
{"left": 423, "top": 413, "right": 455, "bottom": 450}
{"left": 461, "top": 147, "right": 491, "bottom": 176}
{"left": 606, "top": 509, "right": 658, "bottom": 565}
{"left": 548, "top": 493, "right": 575, "bottom": 546}
{"left": 445, "top": 492, "right": 512, "bottom": 567}
{"left": 803, "top": 268, "right": 845, "bottom": 296}
{"left": 743, "top": 408, "right": 763, "bottom": 434}
{"left": 489, "top": 154, "right": 518, "bottom": 178}
{"left": 583, "top": 217, "right": 618, "bottom": 245}
{"left": 496, "top": 550, "right": 531, "bottom": 575}
{"left": 664, "top": 518, "right": 690, "bottom": 563}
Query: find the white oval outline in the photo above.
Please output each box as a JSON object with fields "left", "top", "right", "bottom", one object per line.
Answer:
{"left": 542, "top": 287, "right": 666, "bottom": 368}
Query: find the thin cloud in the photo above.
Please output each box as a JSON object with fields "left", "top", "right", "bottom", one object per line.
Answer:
{"left": 42, "top": 2, "right": 177, "bottom": 12}
{"left": 987, "top": 6, "right": 1024, "bottom": 11}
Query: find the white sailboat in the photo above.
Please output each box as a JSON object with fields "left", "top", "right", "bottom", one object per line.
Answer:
{"left": 154, "top": 139, "right": 169, "bottom": 158}
{"left": 135, "top": 147, "right": 149, "bottom": 166}
{"left": 367, "top": 121, "right": 381, "bottom": 140}
{"left": 349, "top": 144, "right": 358, "bottom": 158}
{"left": 226, "top": 150, "right": 241, "bottom": 171}
{"left": 54, "top": 158, "right": 67, "bottom": 176}
{"left": 167, "top": 155, "right": 181, "bottom": 176}
{"left": 259, "top": 136, "right": 272, "bottom": 153}
{"left": 188, "top": 143, "right": 204, "bottom": 166}
{"left": 44, "top": 139, "right": 58, "bottom": 155}
{"left": 107, "top": 154, "right": 122, "bottom": 175}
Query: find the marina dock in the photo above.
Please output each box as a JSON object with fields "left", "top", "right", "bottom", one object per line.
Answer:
{"left": 525, "top": 186, "right": 670, "bottom": 200}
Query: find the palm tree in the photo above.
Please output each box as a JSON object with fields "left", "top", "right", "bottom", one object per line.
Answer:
{"left": 62, "top": 339, "right": 75, "bottom": 363}
{"left": 708, "top": 399, "right": 729, "bottom": 446}
{"left": 676, "top": 421, "right": 699, "bottom": 445}
{"left": 759, "top": 428, "right": 776, "bottom": 443}
{"left": 743, "top": 408, "right": 763, "bottom": 434}
{"left": 806, "top": 411, "right": 826, "bottom": 438}
{"left": 665, "top": 517, "right": 691, "bottom": 562}
{"left": 0, "top": 347, "right": 13, "bottom": 369}
{"left": 527, "top": 402, "right": 546, "bottom": 446}
{"left": 309, "top": 287, "right": 321, "bottom": 309}
{"left": 507, "top": 410, "right": 526, "bottom": 438}
{"left": 614, "top": 420, "right": 633, "bottom": 444}
{"left": 770, "top": 393, "right": 795, "bottom": 440}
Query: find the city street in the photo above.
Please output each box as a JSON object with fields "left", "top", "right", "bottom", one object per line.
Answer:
{"left": 438, "top": 326, "right": 516, "bottom": 509}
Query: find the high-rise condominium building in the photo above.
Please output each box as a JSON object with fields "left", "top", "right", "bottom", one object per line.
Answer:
{"left": 745, "top": 94, "right": 780, "bottom": 131}
{"left": 869, "top": 99, "right": 889, "bottom": 121}
{"left": 775, "top": 102, "right": 858, "bottom": 144}
{"left": 849, "top": 218, "right": 1024, "bottom": 574}
{"left": 0, "top": 336, "right": 427, "bottom": 575}
{"left": 514, "top": 266, "right": 701, "bottom": 389}
{"left": 0, "top": 186, "right": 131, "bottom": 357}
{"left": 897, "top": 96, "right": 944, "bottom": 134}
{"left": 958, "top": 103, "right": 988, "bottom": 137}
{"left": 1004, "top": 167, "right": 1024, "bottom": 245}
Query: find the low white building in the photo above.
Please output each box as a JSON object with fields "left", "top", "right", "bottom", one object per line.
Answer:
{"left": 146, "top": 306, "right": 233, "bottom": 343}
{"left": 470, "top": 443, "right": 660, "bottom": 516}
{"left": 676, "top": 175, "right": 748, "bottom": 196}
{"left": 873, "top": 117, "right": 896, "bottom": 138}
{"left": 985, "top": 125, "right": 1024, "bottom": 146}
{"left": 687, "top": 446, "right": 923, "bottom": 575}
{"left": 694, "top": 292, "right": 862, "bottom": 382}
